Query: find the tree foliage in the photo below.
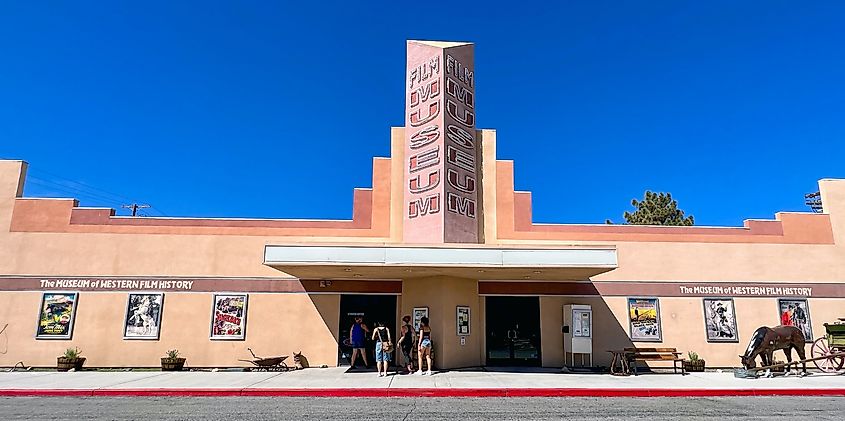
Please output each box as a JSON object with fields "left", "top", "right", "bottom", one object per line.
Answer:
{"left": 607, "top": 191, "right": 694, "bottom": 226}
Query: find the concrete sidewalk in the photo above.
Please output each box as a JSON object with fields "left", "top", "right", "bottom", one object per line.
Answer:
{"left": 0, "top": 368, "right": 844, "bottom": 397}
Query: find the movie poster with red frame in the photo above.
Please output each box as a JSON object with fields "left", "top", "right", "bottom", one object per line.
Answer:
{"left": 210, "top": 294, "right": 248, "bottom": 340}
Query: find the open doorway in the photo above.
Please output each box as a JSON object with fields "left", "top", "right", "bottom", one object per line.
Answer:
{"left": 486, "top": 296, "right": 542, "bottom": 366}
{"left": 338, "top": 294, "right": 397, "bottom": 367}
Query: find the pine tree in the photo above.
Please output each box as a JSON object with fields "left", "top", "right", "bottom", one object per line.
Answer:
{"left": 607, "top": 191, "right": 694, "bottom": 226}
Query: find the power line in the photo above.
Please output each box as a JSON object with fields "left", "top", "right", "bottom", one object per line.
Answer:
{"left": 26, "top": 168, "right": 137, "bottom": 204}
{"left": 27, "top": 176, "right": 127, "bottom": 208}
{"left": 1, "top": 157, "right": 168, "bottom": 216}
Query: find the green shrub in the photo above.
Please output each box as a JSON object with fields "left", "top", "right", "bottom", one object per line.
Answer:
{"left": 63, "top": 347, "right": 81, "bottom": 360}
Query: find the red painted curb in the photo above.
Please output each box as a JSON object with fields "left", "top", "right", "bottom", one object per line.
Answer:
{"left": 0, "top": 389, "right": 94, "bottom": 397}
{"left": 2, "top": 388, "right": 845, "bottom": 397}
{"left": 94, "top": 388, "right": 241, "bottom": 397}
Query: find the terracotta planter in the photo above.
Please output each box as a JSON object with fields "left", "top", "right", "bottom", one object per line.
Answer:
{"left": 57, "top": 357, "right": 86, "bottom": 372}
{"left": 161, "top": 357, "right": 186, "bottom": 371}
{"left": 684, "top": 359, "right": 705, "bottom": 372}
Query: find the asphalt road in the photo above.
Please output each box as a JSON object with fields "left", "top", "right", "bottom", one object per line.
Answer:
{"left": 0, "top": 396, "right": 842, "bottom": 420}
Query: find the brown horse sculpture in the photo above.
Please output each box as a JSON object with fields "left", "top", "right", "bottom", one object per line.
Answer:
{"left": 740, "top": 325, "right": 807, "bottom": 377}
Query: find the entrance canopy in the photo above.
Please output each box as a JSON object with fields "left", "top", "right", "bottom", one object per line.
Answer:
{"left": 263, "top": 245, "right": 617, "bottom": 280}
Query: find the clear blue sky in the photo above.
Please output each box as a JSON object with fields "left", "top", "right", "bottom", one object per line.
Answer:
{"left": 2, "top": 2, "right": 843, "bottom": 225}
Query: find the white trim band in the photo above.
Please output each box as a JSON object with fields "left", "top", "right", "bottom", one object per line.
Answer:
{"left": 264, "top": 245, "right": 617, "bottom": 268}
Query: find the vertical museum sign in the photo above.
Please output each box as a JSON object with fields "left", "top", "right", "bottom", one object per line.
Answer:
{"left": 404, "top": 41, "right": 480, "bottom": 243}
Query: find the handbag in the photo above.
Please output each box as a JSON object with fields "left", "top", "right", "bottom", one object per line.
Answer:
{"left": 378, "top": 328, "right": 394, "bottom": 352}
{"left": 381, "top": 341, "right": 394, "bottom": 353}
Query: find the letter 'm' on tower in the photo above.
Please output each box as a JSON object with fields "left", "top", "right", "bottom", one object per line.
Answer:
{"left": 404, "top": 40, "right": 481, "bottom": 244}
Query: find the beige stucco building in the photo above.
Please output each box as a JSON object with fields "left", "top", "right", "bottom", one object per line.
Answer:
{"left": 1, "top": 41, "right": 844, "bottom": 370}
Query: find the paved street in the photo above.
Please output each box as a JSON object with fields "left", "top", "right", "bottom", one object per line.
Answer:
{"left": 0, "top": 396, "right": 842, "bottom": 420}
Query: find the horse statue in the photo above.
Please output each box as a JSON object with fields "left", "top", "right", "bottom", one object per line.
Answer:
{"left": 740, "top": 325, "right": 808, "bottom": 377}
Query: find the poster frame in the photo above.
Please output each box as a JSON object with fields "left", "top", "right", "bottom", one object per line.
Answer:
{"left": 627, "top": 297, "right": 662, "bottom": 342}
{"left": 122, "top": 292, "right": 165, "bottom": 340}
{"left": 456, "top": 305, "right": 470, "bottom": 336}
{"left": 776, "top": 297, "right": 813, "bottom": 343}
{"left": 35, "top": 291, "right": 79, "bottom": 340}
{"left": 701, "top": 297, "right": 739, "bottom": 343}
{"left": 209, "top": 293, "right": 249, "bottom": 341}
{"left": 413, "top": 306, "right": 429, "bottom": 332}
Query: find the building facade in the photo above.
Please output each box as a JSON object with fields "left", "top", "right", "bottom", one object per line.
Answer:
{"left": 1, "top": 40, "right": 844, "bottom": 370}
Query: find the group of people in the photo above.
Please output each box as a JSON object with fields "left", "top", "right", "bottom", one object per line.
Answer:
{"left": 348, "top": 315, "right": 434, "bottom": 377}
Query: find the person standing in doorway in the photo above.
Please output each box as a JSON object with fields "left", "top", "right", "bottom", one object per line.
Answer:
{"left": 415, "top": 316, "right": 433, "bottom": 375}
{"left": 372, "top": 321, "right": 392, "bottom": 377}
{"left": 349, "top": 316, "right": 369, "bottom": 369}
{"left": 399, "top": 315, "right": 415, "bottom": 374}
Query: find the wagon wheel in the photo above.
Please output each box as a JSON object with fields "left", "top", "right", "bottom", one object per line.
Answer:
{"left": 811, "top": 337, "right": 845, "bottom": 373}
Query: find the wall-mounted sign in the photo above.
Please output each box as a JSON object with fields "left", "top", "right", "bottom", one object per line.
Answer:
{"left": 702, "top": 298, "right": 738, "bottom": 343}
{"left": 777, "top": 298, "right": 812, "bottom": 342}
{"left": 404, "top": 41, "right": 480, "bottom": 243}
{"left": 210, "top": 294, "right": 248, "bottom": 340}
{"left": 36, "top": 292, "right": 78, "bottom": 340}
{"left": 0, "top": 276, "right": 402, "bottom": 294}
{"left": 456, "top": 306, "right": 470, "bottom": 336}
{"left": 627, "top": 297, "right": 662, "bottom": 342}
{"left": 480, "top": 281, "right": 845, "bottom": 298}
{"left": 680, "top": 284, "right": 812, "bottom": 297}
{"left": 40, "top": 279, "right": 194, "bottom": 291}
{"left": 123, "top": 293, "right": 164, "bottom": 340}
{"left": 413, "top": 306, "right": 429, "bottom": 332}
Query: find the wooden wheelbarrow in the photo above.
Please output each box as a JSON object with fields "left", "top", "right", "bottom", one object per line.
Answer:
{"left": 238, "top": 348, "right": 289, "bottom": 371}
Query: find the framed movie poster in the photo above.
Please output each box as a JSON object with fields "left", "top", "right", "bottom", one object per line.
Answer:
{"left": 123, "top": 293, "right": 164, "bottom": 340}
{"left": 413, "top": 307, "right": 429, "bottom": 332}
{"left": 456, "top": 306, "right": 470, "bottom": 336}
{"left": 702, "top": 298, "right": 738, "bottom": 342}
{"left": 627, "top": 297, "right": 662, "bottom": 342}
{"left": 210, "top": 294, "right": 248, "bottom": 340}
{"left": 36, "top": 292, "right": 79, "bottom": 339}
{"left": 777, "top": 298, "right": 812, "bottom": 342}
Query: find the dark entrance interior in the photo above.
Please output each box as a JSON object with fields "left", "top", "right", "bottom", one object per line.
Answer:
{"left": 338, "top": 294, "right": 397, "bottom": 367}
{"left": 486, "top": 296, "right": 542, "bottom": 366}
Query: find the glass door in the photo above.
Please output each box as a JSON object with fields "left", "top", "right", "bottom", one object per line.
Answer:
{"left": 485, "top": 296, "right": 541, "bottom": 366}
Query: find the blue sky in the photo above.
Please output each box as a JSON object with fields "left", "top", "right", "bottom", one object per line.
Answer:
{"left": 2, "top": 2, "right": 843, "bottom": 225}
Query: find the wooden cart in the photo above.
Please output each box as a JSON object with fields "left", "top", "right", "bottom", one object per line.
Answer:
{"left": 811, "top": 318, "right": 845, "bottom": 373}
{"left": 238, "top": 348, "right": 289, "bottom": 372}
{"left": 735, "top": 318, "right": 845, "bottom": 378}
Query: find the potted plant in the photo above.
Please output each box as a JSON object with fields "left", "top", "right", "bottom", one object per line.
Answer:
{"left": 684, "top": 351, "right": 705, "bottom": 372}
{"left": 57, "top": 347, "right": 86, "bottom": 371}
{"left": 161, "top": 349, "right": 186, "bottom": 371}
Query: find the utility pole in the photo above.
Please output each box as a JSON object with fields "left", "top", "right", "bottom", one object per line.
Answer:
{"left": 804, "top": 192, "right": 823, "bottom": 213}
{"left": 122, "top": 203, "right": 150, "bottom": 217}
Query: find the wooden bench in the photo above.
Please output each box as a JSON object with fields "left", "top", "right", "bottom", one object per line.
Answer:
{"left": 624, "top": 347, "right": 686, "bottom": 375}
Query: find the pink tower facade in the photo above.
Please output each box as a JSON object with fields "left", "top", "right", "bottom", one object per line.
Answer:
{"left": 404, "top": 41, "right": 481, "bottom": 244}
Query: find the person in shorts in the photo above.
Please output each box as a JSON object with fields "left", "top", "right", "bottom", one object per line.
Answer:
{"left": 415, "top": 316, "right": 433, "bottom": 375}
{"left": 372, "top": 321, "right": 392, "bottom": 377}
{"left": 398, "top": 315, "right": 415, "bottom": 373}
{"left": 349, "top": 316, "right": 369, "bottom": 368}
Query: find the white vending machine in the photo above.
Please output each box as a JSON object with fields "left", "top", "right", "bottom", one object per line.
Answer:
{"left": 563, "top": 304, "right": 593, "bottom": 367}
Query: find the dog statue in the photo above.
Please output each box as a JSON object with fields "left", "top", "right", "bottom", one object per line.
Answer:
{"left": 293, "top": 351, "right": 309, "bottom": 370}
